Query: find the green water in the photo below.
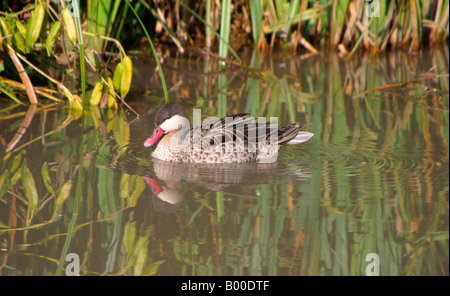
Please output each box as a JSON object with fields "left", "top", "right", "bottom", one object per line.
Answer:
{"left": 0, "top": 47, "right": 448, "bottom": 276}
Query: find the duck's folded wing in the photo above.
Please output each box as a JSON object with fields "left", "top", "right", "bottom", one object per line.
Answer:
{"left": 187, "top": 114, "right": 312, "bottom": 149}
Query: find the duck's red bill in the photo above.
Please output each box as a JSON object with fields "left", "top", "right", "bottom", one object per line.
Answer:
{"left": 144, "top": 127, "right": 164, "bottom": 147}
{"left": 144, "top": 177, "right": 162, "bottom": 195}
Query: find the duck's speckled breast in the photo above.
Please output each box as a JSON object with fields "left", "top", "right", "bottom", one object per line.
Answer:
{"left": 151, "top": 131, "right": 279, "bottom": 163}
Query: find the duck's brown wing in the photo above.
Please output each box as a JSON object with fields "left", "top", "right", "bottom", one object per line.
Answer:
{"left": 191, "top": 113, "right": 255, "bottom": 150}
{"left": 277, "top": 123, "right": 302, "bottom": 146}
{"left": 188, "top": 114, "right": 302, "bottom": 150}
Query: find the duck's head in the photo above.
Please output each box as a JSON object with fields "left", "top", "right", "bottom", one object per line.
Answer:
{"left": 144, "top": 103, "right": 188, "bottom": 147}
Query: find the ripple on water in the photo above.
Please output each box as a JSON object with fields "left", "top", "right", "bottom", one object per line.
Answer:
{"left": 97, "top": 133, "right": 444, "bottom": 198}
{"left": 286, "top": 137, "right": 440, "bottom": 184}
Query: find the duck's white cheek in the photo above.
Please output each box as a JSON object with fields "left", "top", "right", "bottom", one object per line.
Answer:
{"left": 160, "top": 115, "right": 190, "bottom": 133}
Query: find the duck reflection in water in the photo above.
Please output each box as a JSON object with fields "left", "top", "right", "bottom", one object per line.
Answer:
{"left": 143, "top": 158, "right": 311, "bottom": 214}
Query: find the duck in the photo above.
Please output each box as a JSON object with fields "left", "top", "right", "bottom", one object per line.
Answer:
{"left": 143, "top": 103, "right": 313, "bottom": 163}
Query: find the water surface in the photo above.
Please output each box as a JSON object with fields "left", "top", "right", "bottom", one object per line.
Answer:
{"left": 0, "top": 46, "right": 448, "bottom": 276}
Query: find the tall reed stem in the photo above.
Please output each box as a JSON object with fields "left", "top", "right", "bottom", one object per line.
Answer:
{"left": 125, "top": 1, "right": 169, "bottom": 103}
{"left": 71, "top": 0, "right": 86, "bottom": 105}
{"left": 218, "top": 0, "right": 231, "bottom": 67}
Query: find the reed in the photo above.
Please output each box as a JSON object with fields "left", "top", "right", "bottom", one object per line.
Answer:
{"left": 126, "top": 1, "right": 170, "bottom": 103}
{"left": 218, "top": 0, "right": 231, "bottom": 66}
{"left": 250, "top": 0, "right": 264, "bottom": 46}
{"left": 125, "top": 0, "right": 446, "bottom": 57}
{"left": 1, "top": 0, "right": 447, "bottom": 108}
{"left": 70, "top": 0, "right": 86, "bottom": 104}
{"left": 86, "top": 0, "right": 121, "bottom": 52}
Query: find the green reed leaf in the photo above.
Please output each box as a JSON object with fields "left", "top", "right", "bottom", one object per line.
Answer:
{"left": 55, "top": 180, "right": 72, "bottom": 212}
{"left": 41, "top": 162, "right": 55, "bottom": 195}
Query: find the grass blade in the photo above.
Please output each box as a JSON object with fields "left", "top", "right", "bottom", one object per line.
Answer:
{"left": 125, "top": 1, "right": 169, "bottom": 103}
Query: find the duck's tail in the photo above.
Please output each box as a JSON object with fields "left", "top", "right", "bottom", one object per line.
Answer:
{"left": 278, "top": 123, "right": 314, "bottom": 146}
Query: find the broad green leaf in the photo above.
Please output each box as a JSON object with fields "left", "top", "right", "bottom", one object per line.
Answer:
{"left": 55, "top": 180, "right": 72, "bottom": 211}
{"left": 41, "top": 162, "right": 55, "bottom": 195}
{"left": 123, "top": 221, "right": 136, "bottom": 254}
